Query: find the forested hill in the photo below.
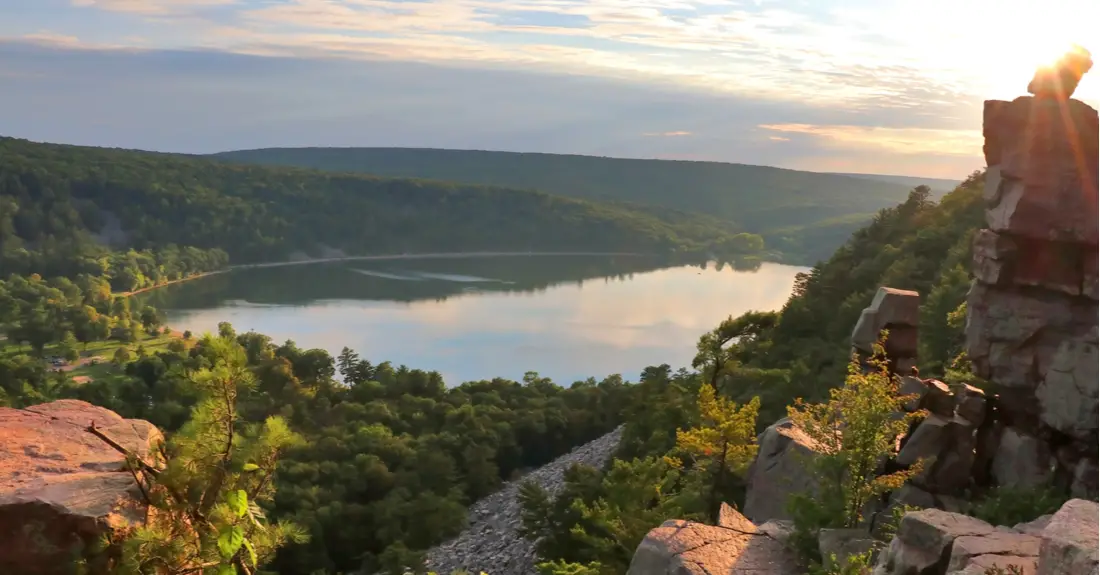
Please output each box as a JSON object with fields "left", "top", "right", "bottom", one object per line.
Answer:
{"left": 0, "top": 136, "right": 766, "bottom": 278}
{"left": 209, "top": 147, "right": 940, "bottom": 263}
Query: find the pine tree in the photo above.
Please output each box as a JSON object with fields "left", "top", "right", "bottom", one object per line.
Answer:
{"left": 87, "top": 333, "right": 307, "bottom": 574}
{"left": 667, "top": 385, "right": 760, "bottom": 523}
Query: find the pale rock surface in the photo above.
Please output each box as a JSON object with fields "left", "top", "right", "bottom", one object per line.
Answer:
{"left": 1036, "top": 499, "right": 1099, "bottom": 575}
{"left": 626, "top": 508, "right": 797, "bottom": 575}
{"left": 742, "top": 418, "right": 823, "bottom": 522}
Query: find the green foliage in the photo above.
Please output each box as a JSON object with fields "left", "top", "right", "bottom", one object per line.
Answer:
{"left": 785, "top": 343, "right": 923, "bottom": 564}
{"left": 536, "top": 559, "right": 603, "bottom": 575}
{"left": 521, "top": 456, "right": 700, "bottom": 574}
{"left": 969, "top": 485, "right": 1069, "bottom": 527}
{"left": 809, "top": 551, "right": 875, "bottom": 575}
{"left": 666, "top": 385, "right": 759, "bottom": 522}
{"left": 211, "top": 146, "right": 951, "bottom": 264}
{"left": 105, "top": 333, "right": 307, "bottom": 574}
{"left": 1, "top": 136, "right": 767, "bottom": 272}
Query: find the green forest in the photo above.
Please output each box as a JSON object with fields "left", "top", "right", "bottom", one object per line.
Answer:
{"left": 210, "top": 147, "right": 957, "bottom": 264}
{"left": 0, "top": 151, "right": 996, "bottom": 574}
{"left": 0, "top": 136, "right": 767, "bottom": 276}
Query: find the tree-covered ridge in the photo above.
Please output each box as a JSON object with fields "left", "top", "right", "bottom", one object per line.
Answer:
{"left": 209, "top": 147, "right": 944, "bottom": 263}
{"left": 0, "top": 136, "right": 766, "bottom": 273}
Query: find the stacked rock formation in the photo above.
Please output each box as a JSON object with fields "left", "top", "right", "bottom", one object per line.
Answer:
{"left": 0, "top": 400, "right": 161, "bottom": 575}
{"left": 968, "top": 94, "right": 1099, "bottom": 499}
{"left": 850, "top": 287, "right": 921, "bottom": 375}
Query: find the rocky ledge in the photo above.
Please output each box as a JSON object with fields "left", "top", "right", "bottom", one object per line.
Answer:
{"left": 423, "top": 426, "right": 624, "bottom": 575}
{"left": 0, "top": 400, "right": 161, "bottom": 575}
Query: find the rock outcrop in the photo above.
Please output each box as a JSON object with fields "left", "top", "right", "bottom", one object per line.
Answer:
{"left": 627, "top": 504, "right": 798, "bottom": 575}
{"left": 422, "top": 426, "right": 623, "bottom": 575}
{"left": 742, "top": 417, "right": 824, "bottom": 522}
{"left": 969, "top": 94, "right": 1099, "bottom": 495}
{"left": 0, "top": 400, "right": 161, "bottom": 575}
{"left": 851, "top": 287, "right": 921, "bottom": 374}
{"left": 873, "top": 498, "right": 1098, "bottom": 575}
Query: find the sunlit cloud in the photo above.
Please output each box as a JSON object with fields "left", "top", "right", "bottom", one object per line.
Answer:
{"left": 70, "top": 0, "right": 236, "bottom": 16}
{"left": 2, "top": 0, "right": 1097, "bottom": 176}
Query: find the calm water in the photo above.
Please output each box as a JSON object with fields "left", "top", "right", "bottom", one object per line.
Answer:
{"left": 140, "top": 255, "right": 808, "bottom": 386}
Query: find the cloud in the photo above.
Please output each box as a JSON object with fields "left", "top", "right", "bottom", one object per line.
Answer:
{"left": 758, "top": 124, "right": 984, "bottom": 157}
{"left": 643, "top": 131, "right": 692, "bottom": 137}
{"left": 70, "top": 0, "right": 236, "bottom": 16}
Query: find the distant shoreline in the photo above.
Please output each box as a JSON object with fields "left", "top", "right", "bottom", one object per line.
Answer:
{"left": 228, "top": 251, "right": 652, "bottom": 270}
{"left": 125, "top": 251, "right": 653, "bottom": 296}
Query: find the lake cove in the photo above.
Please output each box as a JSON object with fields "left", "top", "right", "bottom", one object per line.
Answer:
{"left": 138, "top": 255, "right": 809, "bottom": 386}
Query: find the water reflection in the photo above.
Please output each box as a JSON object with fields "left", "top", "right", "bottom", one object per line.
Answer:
{"left": 147, "top": 255, "right": 807, "bottom": 386}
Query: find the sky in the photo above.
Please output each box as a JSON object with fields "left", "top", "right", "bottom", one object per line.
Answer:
{"left": 1, "top": 0, "right": 1097, "bottom": 179}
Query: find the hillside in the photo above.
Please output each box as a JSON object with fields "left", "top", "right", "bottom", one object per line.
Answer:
{"left": 0, "top": 137, "right": 766, "bottom": 279}
{"left": 209, "top": 147, "right": 936, "bottom": 263}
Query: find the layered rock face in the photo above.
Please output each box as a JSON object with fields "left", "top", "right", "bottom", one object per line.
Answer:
{"left": 968, "top": 95, "right": 1099, "bottom": 497}
{"left": 0, "top": 400, "right": 161, "bottom": 575}
{"left": 422, "top": 426, "right": 623, "bottom": 575}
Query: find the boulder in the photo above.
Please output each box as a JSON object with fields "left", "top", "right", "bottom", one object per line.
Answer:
{"left": 743, "top": 418, "right": 823, "bottom": 522}
{"left": 0, "top": 400, "right": 162, "bottom": 575}
{"left": 947, "top": 531, "right": 1041, "bottom": 572}
{"left": 953, "top": 384, "right": 987, "bottom": 427}
{"left": 873, "top": 509, "right": 995, "bottom": 575}
{"left": 1037, "top": 499, "right": 1099, "bottom": 575}
{"left": 851, "top": 287, "right": 921, "bottom": 353}
{"left": 626, "top": 510, "right": 798, "bottom": 575}
{"left": 897, "top": 414, "right": 951, "bottom": 467}
{"left": 990, "top": 427, "right": 1054, "bottom": 489}
{"left": 920, "top": 380, "right": 957, "bottom": 418}
{"left": 898, "top": 376, "right": 927, "bottom": 412}
{"left": 1013, "top": 515, "right": 1052, "bottom": 536}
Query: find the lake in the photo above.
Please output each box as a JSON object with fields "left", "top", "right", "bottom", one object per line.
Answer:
{"left": 138, "top": 255, "right": 809, "bottom": 386}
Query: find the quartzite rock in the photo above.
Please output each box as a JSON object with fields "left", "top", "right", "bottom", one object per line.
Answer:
{"left": 851, "top": 287, "right": 921, "bottom": 353}
{"left": 1034, "top": 327, "right": 1099, "bottom": 441}
{"left": 743, "top": 418, "right": 823, "bottom": 522}
{"left": 1037, "top": 499, "right": 1099, "bottom": 575}
{"left": 0, "top": 400, "right": 161, "bottom": 575}
{"left": 990, "top": 427, "right": 1054, "bottom": 489}
{"left": 627, "top": 509, "right": 798, "bottom": 575}
{"left": 873, "top": 509, "right": 995, "bottom": 575}
{"left": 982, "top": 97, "right": 1098, "bottom": 245}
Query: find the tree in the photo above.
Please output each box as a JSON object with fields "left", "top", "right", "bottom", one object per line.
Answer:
{"left": 667, "top": 386, "right": 760, "bottom": 523}
{"left": 113, "top": 346, "right": 133, "bottom": 367}
{"left": 785, "top": 340, "right": 923, "bottom": 563}
{"left": 91, "top": 334, "right": 307, "bottom": 574}
{"left": 58, "top": 331, "right": 80, "bottom": 363}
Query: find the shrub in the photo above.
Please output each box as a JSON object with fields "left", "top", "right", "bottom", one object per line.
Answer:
{"left": 785, "top": 337, "right": 923, "bottom": 564}
{"left": 970, "top": 484, "right": 1068, "bottom": 527}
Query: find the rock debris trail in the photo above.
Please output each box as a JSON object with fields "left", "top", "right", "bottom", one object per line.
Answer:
{"left": 423, "top": 426, "right": 624, "bottom": 575}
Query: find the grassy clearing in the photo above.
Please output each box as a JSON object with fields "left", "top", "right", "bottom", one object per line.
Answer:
{"left": 1, "top": 330, "right": 185, "bottom": 385}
